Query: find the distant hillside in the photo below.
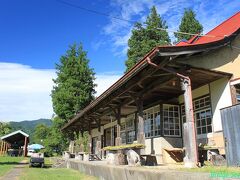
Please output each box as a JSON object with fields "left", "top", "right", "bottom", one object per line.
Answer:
{"left": 9, "top": 119, "right": 52, "bottom": 141}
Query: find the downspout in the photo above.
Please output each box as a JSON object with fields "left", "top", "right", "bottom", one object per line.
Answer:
{"left": 146, "top": 57, "right": 199, "bottom": 167}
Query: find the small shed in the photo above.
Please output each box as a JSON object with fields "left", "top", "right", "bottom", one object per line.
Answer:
{"left": 0, "top": 130, "right": 29, "bottom": 157}
{"left": 221, "top": 104, "right": 240, "bottom": 166}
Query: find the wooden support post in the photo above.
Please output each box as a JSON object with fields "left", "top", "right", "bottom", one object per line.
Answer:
{"left": 88, "top": 123, "right": 92, "bottom": 154}
{"left": 134, "top": 112, "right": 138, "bottom": 141}
{"left": 2, "top": 141, "right": 5, "bottom": 154}
{"left": 24, "top": 136, "right": 28, "bottom": 157}
{"left": 136, "top": 96, "right": 145, "bottom": 145}
{"left": 98, "top": 119, "right": 101, "bottom": 133}
{"left": 230, "top": 85, "right": 238, "bottom": 105}
{"left": 3, "top": 141, "right": 6, "bottom": 155}
{"left": 5, "top": 143, "right": 8, "bottom": 154}
{"left": 97, "top": 119, "right": 102, "bottom": 158}
{"left": 0, "top": 141, "right": 3, "bottom": 155}
{"left": 115, "top": 106, "right": 122, "bottom": 146}
{"left": 5, "top": 142, "right": 8, "bottom": 155}
{"left": 181, "top": 77, "right": 198, "bottom": 168}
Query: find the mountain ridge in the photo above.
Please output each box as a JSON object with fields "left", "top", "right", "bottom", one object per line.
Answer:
{"left": 9, "top": 118, "right": 52, "bottom": 142}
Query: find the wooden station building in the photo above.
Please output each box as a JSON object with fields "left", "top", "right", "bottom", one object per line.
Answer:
{"left": 62, "top": 12, "right": 240, "bottom": 167}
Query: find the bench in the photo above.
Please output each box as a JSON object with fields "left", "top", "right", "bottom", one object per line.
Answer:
{"left": 140, "top": 154, "right": 157, "bottom": 166}
{"left": 89, "top": 154, "right": 101, "bottom": 161}
{"left": 163, "top": 148, "right": 183, "bottom": 163}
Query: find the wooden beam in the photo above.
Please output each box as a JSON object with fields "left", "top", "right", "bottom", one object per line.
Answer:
{"left": 115, "top": 106, "right": 122, "bottom": 146}
{"left": 3, "top": 141, "right": 6, "bottom": 155}
{"left": 88, "top": 121, "right": 92, "bottom": 154}
{"left": 181, "top": 77, "right": 198, "bottom": 168}
{"left": 24, "top": 137, "right": 28, "bottom": 157}
{"left": 0, "top": 141, "right": 3, "bottom": 155}
{"left": 135, "top": 95, "right": 145, "bottom": 145}
{"left": 140, "top": 75, "right": 175, "bottom": 95}
{"left": 137, "top": 82, "right": 144, "bottom": 89}
{"left": 97, "top": 119, "right": 101, "bottom": 132}
{"left": 151, "top": 72, "right": 172, "bottom": 77}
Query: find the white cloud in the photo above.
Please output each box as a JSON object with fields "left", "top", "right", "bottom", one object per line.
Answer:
{"left": 95, "top": 72, "right": 122, "bottom": 97}
{"left": 102, "top": 0, "right": 154, "bottom": 56}
{"left": 0, "top": 62, "right": 56, "bottom": 122}
{"left": 0, "top": 62, "right": 122, "bottom": 122}
{"left": 101, "top": 0, "right": 240, "bottom": 55}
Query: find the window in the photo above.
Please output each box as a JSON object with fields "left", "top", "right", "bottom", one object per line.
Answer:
{"left": 120, "top": 131, "right": 126, "bottom": 144}
{"left": 181, "top": 95, "right": 213, "bottom": 135}
{"left": 143, "top": 106, "right": 160, "bottom": 138}
{"left": 163, "top": 104, "right": 180, "bottom": 136}
{"left": 196, "top": 109, "right": 212, "bottom": 134}
{"left": 120, "top": 121, "right": 126, "bottom": 144}
{"left": 120, "top": 114, "right": 135, "bottom": 144}
{"left": 235, "top": 84, "right": 240, "bottom": 103}
{"left": 194, "top": 96, "right": 211, "bottom": 111}
{"left": 126, "top": 131, "right": 135, "bottom": 143}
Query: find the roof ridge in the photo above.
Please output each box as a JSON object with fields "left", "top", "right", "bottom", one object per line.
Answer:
{"left": 205, "top": 11, "right": 240, "bottom": 37}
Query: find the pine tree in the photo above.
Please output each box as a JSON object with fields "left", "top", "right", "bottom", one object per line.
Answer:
{"left": 175, "top": 9, "right": 203, "bottom": 42}
{"left": 125, "top": 6, "right": 170, "bottom": 72}
{"left": 51, "top": 44, "right": 96, "bottom": 122}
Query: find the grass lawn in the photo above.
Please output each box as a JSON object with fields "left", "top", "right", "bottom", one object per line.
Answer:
{"left": 20, "top": 158, "right": 98, "bottom": 180}
{"left": 183, "top": 165, "right": 240, "bottom": 173}
{"left": 179, "top": 162, "right": 240, "bottom": 178}
{"left": 0, "top": 156, "right": 25, "bottom": 177}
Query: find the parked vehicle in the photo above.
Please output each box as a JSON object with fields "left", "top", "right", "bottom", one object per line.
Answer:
{"left": 27, "top": 149, "right": 35, "bottom": 157}
{"left": 29, "top": 152, "right": 45, "bottom": 168}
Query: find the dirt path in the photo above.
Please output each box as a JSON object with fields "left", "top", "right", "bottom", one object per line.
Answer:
{"left": 1, "top": 160, "right": 28, "bottom": 180}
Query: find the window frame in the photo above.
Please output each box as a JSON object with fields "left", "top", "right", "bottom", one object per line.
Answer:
{"left": 120, "top": 114, "right": 135, "bottom": 144}
{"left": 181, "top": 95, "right": 213, "bottom": 136}
{"left": 143, "top": 105, "right": 161, "bottom": 138}
{"left": 235, "top": 84, "right": 240, "bottom": 103}
{"left": 195, "top": 108, "right": 212, "bottom": 135}
{"left": 162, "top": 104, "right": 181, "bottom": 137}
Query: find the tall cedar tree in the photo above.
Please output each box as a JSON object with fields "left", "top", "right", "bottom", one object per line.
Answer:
{"left": 125, "top": 6, "right": 170, "bottom": 72}
{"left": 175, "top": 9, "right": 203, "bottom": 42}
{"left": 51, "top": 44, "right": 96, "bottom": 122}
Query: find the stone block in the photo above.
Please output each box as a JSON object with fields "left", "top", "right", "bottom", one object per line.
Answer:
{"left": 126, "top": 149, "right": 141, "bottom": 166}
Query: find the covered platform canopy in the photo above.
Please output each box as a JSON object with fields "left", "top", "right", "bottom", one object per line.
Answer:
{"left": 62, "top": 30, "right": 237, "bottom": 132}
{"left": 0, "top": 130, "right": 29, "bottom": 157}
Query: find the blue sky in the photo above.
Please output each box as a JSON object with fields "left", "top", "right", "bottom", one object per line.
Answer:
{"left": 0, "top": 0, "right": 239, "bottom": 121}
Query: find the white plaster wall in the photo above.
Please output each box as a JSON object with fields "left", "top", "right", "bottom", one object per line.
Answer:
{"left": 210, "top": 78, "right": 232, "bottom": 132}
{"left": 178, "top": 84, "right": 209, "bottom": 104}
{"left": 144, "top": 137, "right": 182, "bottom": 155}
{"left": 177, "top": 35, "right": 240, "bottom": 79}
{"left": 145, "top": 139, "right": 151, "bottom": 154}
